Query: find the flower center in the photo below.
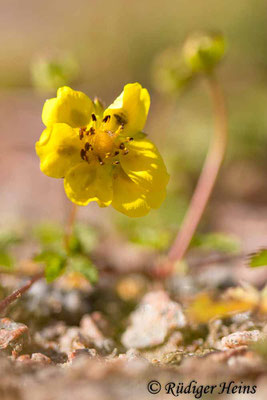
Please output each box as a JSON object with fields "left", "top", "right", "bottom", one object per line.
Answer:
{"left": 78, "top": 113, "right": 133, "bottom": 166}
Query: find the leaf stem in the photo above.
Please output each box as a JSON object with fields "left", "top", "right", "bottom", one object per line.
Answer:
{"left": 168, "top": 74, "right": 228, "bottom": 265}
{"left": 0, "top": 271, "right": 44, "bottom": 314}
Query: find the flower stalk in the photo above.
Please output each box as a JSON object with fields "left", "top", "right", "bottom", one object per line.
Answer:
{"left": 168, "top": 74, "right": 227, "bottom": 265}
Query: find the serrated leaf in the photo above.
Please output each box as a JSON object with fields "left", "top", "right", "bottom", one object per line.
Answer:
{"left": 34, "top": 251, "right": 66, "bottom": 282}
{"left": 69, "top": 255, "right": 98, "bottom": 284}
{"left": 0, "top": 251, "right": 14, "bottom": 268}
{"left": 249, "top": 249, "right": 267, "bottom": 268}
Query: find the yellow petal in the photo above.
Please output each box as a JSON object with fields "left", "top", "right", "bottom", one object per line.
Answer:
{"left": 103, "top": 83, "right": 150, "bottom": 134}
{"left": 35, "top": 123, "right": 81, "bottom": 178}
{"left": 64, "top": 162, "right": 113, "bottom": 206}
{"left": 119, "top": 136, "right": 169, "bottom": 209}
{"left": 112, "top": 167, "right": 150, "bottom": 217}
{"left": 42, "top": 86, "right": 93, "bottom": 128}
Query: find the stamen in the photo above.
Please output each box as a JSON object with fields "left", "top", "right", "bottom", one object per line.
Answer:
{"left": 119, "top": 143, "right": 125, "bottom": 150}
{"left": 79, "top": 127, "right": 86, "bottom": 140}
{"left": 92, "top": 113, "right": 97, "bottom": 121}
{"left": 123, "top": 149, "right": 129, "bottom": 155}
{"left": 102, "top": 115, "right": 111, "bottom": 123}
{"left": 127, "top": 137, "right": 134, "bottom": 141}
{"left": 113, "top": 160, "right": 120, "bottom": 165}
{"left": 98, "top": 156, "right": 104, "bottom": 165}
{"left": 114, "top": 151, "right": 119, "bottom": 156}
{"left": 80, "top": 149, "right": 86, "bottom": 160}
{"left": 89, "top": 127, "right": 95, "bottom": 135}
{"left": 84, "top": 142, "right": 91, "bottom": 151}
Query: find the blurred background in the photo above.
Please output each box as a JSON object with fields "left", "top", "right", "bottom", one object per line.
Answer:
{"left": 1, "top": 0, "right": 267, "bottom": 257}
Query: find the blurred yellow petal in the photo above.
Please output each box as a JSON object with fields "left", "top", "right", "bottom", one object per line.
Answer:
{"left": 112, "top": 167, "right": 150, "bottom": 217}
{"left": 35, "top": 123, "right": 81, "bottom": 178}
{"left": 64, "top": 162, "right": 113, "bottom": 206}
{"left": 42, "top": 86, "right": 93, "bottom": 128}
{"left": 104, "top": 83, "right": 150, "bottom": 134}
{"left": 119, "top": 136, "right": 169, "bottom": 208}
{"left": 187, "top": 292, "right": 252, "bottom": 324}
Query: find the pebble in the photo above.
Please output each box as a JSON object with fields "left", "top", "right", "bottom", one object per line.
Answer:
{"left": 0, "top": 318, "right": 28, "bottom": 351}
{"left": 122, "top": 290, "right": 186, "bottom": 349}
{"left": 220, "top": 330, "right": 263, "bottom": 350}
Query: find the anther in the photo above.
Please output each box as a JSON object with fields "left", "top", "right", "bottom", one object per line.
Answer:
{"left": 114, "top": 151, "right": 119, "bottom": 156}
{"left": 84, "top": 142, "right": 91, "bottom": 151}
{"left": 79, "top": 127, "right": 86, "bottom": 140}
{"left": 113, "top": 160, "right": 120, "bottom": 165}
{"left": 123, "top": 149, "right": 129, "bottom": 155}
{"left": 102, "top": 115, "right": 111, "bottom": 123}
{"left": 98, "top": 156, "right": 104, "bottom": 165}
{"left": 92, "top": 113, "right": 97, "bottom": 121}
{"left": 128, "top": 137, "right": 134, "bottom": 141}
{"left": 80, "top": 149, "right": 86, "bottom": 160}
{"left": 119, "top": 143, "right": 125, "bottom": 150}
{"left": 89, "top": 127, "right": 95, "bottom": 135}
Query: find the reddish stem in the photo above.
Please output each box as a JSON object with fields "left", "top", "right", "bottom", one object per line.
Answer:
{"left": 0, "top": 272, "right": 44, "bottom": 314}
{"left": 168, "top": 75, "right": 227, "bottom": 264}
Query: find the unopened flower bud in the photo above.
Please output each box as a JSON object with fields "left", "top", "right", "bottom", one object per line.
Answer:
{"left": 183, "top": 32, "right": 226, "bottom": 74}
{"left": 152, "top": 47, "right": 194, "bottom": 96}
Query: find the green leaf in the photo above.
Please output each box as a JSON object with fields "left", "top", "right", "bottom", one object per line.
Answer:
{"left": 33, "top": 223, "right": 64, "bottom": 246}
{"left": 249, "top": 249, "right": 267, "bottom": 268}
{"left": 190, "top": 232, "right": 241, "bottom": 254}
{"left": 0, "top": 251, "right": 14, "bottom": 268}
{"left": 69, "top": 255, "right": 98, "bottom": 284}
{"left": 67, "top": 234, "right": 82, "bottom": 255}
{"left": 0, "top": 230, "right": 22, "bottom": 250}
{"left": 34, "top": 251, "right": 66, "bottom": 282}
{"left": 74, "top": 224, "right": 98, "bottom": 253}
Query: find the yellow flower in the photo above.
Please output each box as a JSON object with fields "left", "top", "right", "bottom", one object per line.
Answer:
{"left": 36, "top": 83, "right": 169, "bottom": 217}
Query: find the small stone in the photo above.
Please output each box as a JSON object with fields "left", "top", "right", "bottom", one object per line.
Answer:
{"left": 31, "top": 353, "right": 52, "bottom": 364}
{"left": 16, "top": 354, "right": 31, "bottom": 362}
{"left": 122, "top": 290, "right": 186, "bottom": 349}
{"left": 68, "top": 348, "right": 98, "bottom": 362}
{"left": 0, "top": 318, "right": 28, "bottom": 351}
{"left": 80, "top": 314, "right": 105, "bottom": 347}
{"left": 220, "top": 330, "right": 264, "bottom": 350}
{"left": 59, "top": 327, "right": 89, "bottom": 354}
{"left": 16, "top": 353, "right": 52, "bottom": 365}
